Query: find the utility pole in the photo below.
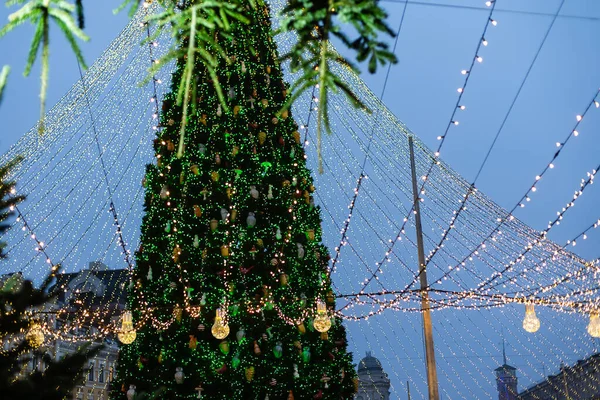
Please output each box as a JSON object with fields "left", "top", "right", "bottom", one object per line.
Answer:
{"left": 407, "top": 380, "right": 412, "bottom": 400}
{"left": 409, "top": 136, "right": 440, "bottom": 400}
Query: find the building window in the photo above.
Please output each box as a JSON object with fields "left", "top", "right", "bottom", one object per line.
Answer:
{"left": 98, "top": 363, "right": 104, "bottom": 383}
{"left": 108, "top": 365, "right": 114, "bottom": 382}
{"left": 88, "top": 362, "right": 94, "bottom": 382}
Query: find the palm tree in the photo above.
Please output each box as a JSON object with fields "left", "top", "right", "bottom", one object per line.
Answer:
{"left": 0, "top": 0, "right": 88, "bottom": 133}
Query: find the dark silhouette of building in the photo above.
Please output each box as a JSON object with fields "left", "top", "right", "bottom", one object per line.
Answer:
{"left": 496, "top": 342, "right": 518, "bottom": 400}
{"left": 518, "top": 354, "right": 600, "bottom": 400}
{"left": 355, "top": 352, "right": 391, "bottom": 400}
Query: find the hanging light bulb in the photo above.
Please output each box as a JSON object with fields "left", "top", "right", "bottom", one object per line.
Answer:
{"left": 587, "top": 312, "right": 600, "bottom": 338}
{"left": 118, "top": 311, "right": 137, "bottom": 344}
{"left": 522, "top": 304, "right": 540, "bottom": 333}
{"left": 26, "top": 322, "right": 45, "bottom": 348}
{"left": 212, "top": 307, "right": 230, "bottom": 339}
{"left": 313, "top": 301, "right": 331, "bottom": 333}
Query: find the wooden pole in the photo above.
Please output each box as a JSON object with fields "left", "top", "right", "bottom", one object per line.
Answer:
{"left": 409, "top": 135, "right": 440, "bottom": 400}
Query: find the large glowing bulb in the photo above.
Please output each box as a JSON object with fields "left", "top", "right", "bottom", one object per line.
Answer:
{"left": 313, "top": 301, "right": 331, "bottom": 333}
{"left": 118, "top": 311, "right": 137, "bottom": 344}
{"left": 212, "top": 307, "right": 230, "bottom": 339}
{"left": 587, "top": 313, "right": 600, "bottom": 338}
{"left": 522, "top": 304, "right": 540, "bottom": 333}
{"left": 26, "top": 323, "right": 45, "bottom": 348}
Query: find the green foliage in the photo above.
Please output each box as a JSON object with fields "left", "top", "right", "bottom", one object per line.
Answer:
{"left": 279, "top": 0, "right": 397, "bottom": 172}
{"left": 0, "top": 65, "right": 9, "bottom": 105}
{"left": 0, "top": 0, "right": 89, "bottom": 133}
{"left": 0, "top": 156, "right": 25, "bottom": 258}
{"left": 112, "top": 3, "right": 356, "bottom": 399}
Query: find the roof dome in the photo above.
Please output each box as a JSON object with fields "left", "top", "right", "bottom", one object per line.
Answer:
{"left": 358, "top": 352, "right": 384, "bottom": 373}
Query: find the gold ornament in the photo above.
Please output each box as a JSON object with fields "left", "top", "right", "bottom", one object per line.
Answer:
{"left": 190, "top": 164, "right": 199, "bottom": 175}
{"left": 258, "top": 131, "right": 267, "bottom": 145}
{"left": 221, "top": 245, "right": 230, "bottom": 257}
{"left": 280, "top": 273, "right": 289, "bottom": 286}
{"left": 306, "top": 229, "right": 315, "bottom": 241}
{"left": 26, "top": 322, "right": 45, "bottom": 348}
{"left": 297, "top": 323, "right": 306, "bottom": 335}
{"left": 211, "top": 171, "right": 220, "bottom": 182}
{"left": 292, "top": 131, "right": 300, "bottom": 144}
{"left": 189, "top": 335, "right": 197, "bottom": 349}
{"left": 588, "top": 312, "right": 600, "bottom": 338}
{"left": 522, "top": 304, "right": 540, "bottom": 333}
{"left": 193, "top": 205, "right": 202, "bottom": 217}
{"left": 210, "top": 219, "right": 219, "bottom": 231}
{"left": 313, "top": 301, "right": 331, "bottom": 333}
{"left": 245, "top": 366, "right": 255, "bottom": 382}
{"left": 117, "top": 311, "right": 137, "bottom": 344}
{"left": 211, "top": 307, "right": 230, "bottom": 339}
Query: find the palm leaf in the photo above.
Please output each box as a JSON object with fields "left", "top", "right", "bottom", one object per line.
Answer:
{"left": 24, "top": 17, "right": 44, "bottom": 77}
{"left": 0, "top": 65, "right": 10, "bottom": 106}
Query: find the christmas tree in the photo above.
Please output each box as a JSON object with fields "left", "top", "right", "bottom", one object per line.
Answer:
{"left": 112, "top": 1, "right": 356, "bottom": 399}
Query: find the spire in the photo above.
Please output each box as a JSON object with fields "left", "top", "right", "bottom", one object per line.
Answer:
{"left": 502, "top": 338, "right": 507, "bottom": 365}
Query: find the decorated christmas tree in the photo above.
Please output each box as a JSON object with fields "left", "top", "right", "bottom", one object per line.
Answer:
{"left": 111, "top": 1, "right": 356, "bottom": 399}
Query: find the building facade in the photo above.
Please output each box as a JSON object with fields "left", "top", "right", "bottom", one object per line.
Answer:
{"left": 355, "top": 352, "right": 391, "bottom": 400}
{"left": 3, "top": 262, "right": 128, "bottom": 400}
{"left": 518, "top": 355, "right": 600, "bottom": 400}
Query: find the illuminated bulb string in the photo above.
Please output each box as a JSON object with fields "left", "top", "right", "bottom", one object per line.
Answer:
{"left": 350, "top": 0, "right": 499, "bottom": 292}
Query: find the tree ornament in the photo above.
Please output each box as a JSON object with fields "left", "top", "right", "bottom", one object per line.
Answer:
{"left": 217, "top": 104, "right": 222, "bottom": 116}
{"left": 117, "top": 311, "right": 136, "bottom": 344}
{"left": 302, "top": 346, "right": 311, "bottom": 363}
{"left": 288, "top": 391, "right": 294, "bottom": 400}
{"left": 273, "top": 341, "right": 283, "bottom": 358}
{"left": 193, "top": 205, "right": 202, "bottom": 217}
{"left": 297, "top": 323, "right": 306, "bottom": 335}
{"left": 306, "top": 229, "right": 315, "bottom": 241}
{"left": 198, "top": 324, "right": 206, "bottom": 331}
{"left": 232, "top": 353, "right": 241, "bottom": 368}
{"left": 275, "top": 227, "right": 282, "bottom": 240}
{"left": 270, "top": 378, "right": 277, "bottom": 386}
{"left": 321, "top": 374, "right": 330, "bottom": 388}
{"left": 189, "top": 335, "right": 198, "bottom": 349}
{"left": 297, "top": 243, "right": 305, "bottom": 259}
{"left": 267, "top": 185, "right": 274, "bottom": 199}
{"left": 216, "top": 363, "right": 228, "bottom": 374}
{"left": 147, "top": 267, "right": 153, "bottom": 281}
{"left": 215, "top": 153, "right": 221, "bottom": 165}
{"left": 233, "top": 105, "right": 241, "bottom": 115}
{"left": 246, "top": 212, "right": 257, "bottom": 228}
{"left": 210, "top": 219, "right": 219, "bottom": 231}
{"left": 174, "top": 367, "right": 184, "bottom": 384}
{"left": 211, "top": 171, "right": 220, "bottom": 182}
{"left": 126, "top": 385, "right": 136, "bottom": 400}
{"left": 254, "top": 340, "right": 262, "bottom": 355}
{"left": 230, "top": 209, "right": 238, "bottom": 221}
{"left": 173, "top": 305, "right": 183, "bottom": 322}
{"left": 211, "top": 307, "right": 230, "bottom": 339}
{"left": 236, "top": 329, "right": 245, "bottom": 342}
{"left": 219, "top": 340, "right": 230, "bottom": 354}
{"left": 160, "top": 185, "right": 169, "bottom": 199}
{"left": 241, "top": 61, "right": 247, "bottom": 73}
{"left": 300, "top": 293, "right": 307, "bottom": 308}
{"left": 199, "top": 144, "right": 207, "bottom": 155}
{"left": 293, "top": 364, "right": 299, "bottom": 378}
{"left": 245, "top": 366, "right": 255, "bottom": 382}
{"left": 281, "top": 109, "right": 289, "bottom": 119}
{"left": 193, "top": 234, "right": 199, "bottom": 248}
{"left": 313, "top": 301, "right": 331, "bottom": 333}
{"left": 26, "top": 322, "right": 45, "bottom": 348}
{"left": 320, "top": 332, "right": 329, "bottom": 340}
{"left": 220, "top": 208, "right": 228, "bottom": 221}
{"left": 164, "top": 221, "right": 171, "bottom": 233}
{"left": 280, "top": 273, "right": 289, "bottom": 286}
{"left": 258, "top": 132, "right": 267, "bottom": 145}
{"left": 200, "top": 114, "right": 207, "bottom": 125}
{"left": 313, "top": 390, "right": 323, "bottom": 399}
{"left": 221, "top": 245, "right": 230, "bottom": 257}
{"left": 250, "top": 185, "right": 259, "bottom": 199}
{"left": 261, "top": 98, "right": 268, "bottom": 107}
{"left": 195, "top": 385, "right": 204, "bottom": 399}
{"left": 200, "top": 293, "right": 207, "bottom": 306}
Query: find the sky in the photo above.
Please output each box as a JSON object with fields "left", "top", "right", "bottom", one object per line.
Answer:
{"left": 1, "top": 0, "right": 600, "bottom": 398}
